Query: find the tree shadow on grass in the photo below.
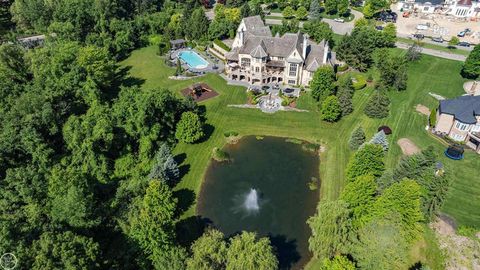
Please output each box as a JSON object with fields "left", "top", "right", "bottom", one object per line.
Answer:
{"left": 268, "top": 234, "right": 301, "bottom": 270}
{"left": 173, "top": 188, "right": 195, "bottom": 217}
{"left": 175, "top": 215, "right": 213, "bottom": 248}
{"left": 197, "top": 123, "right": 215, "bottom": 143}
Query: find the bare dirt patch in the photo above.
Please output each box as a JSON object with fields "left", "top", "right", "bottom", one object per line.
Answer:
{"left": 397, "top": 138, "right": 421, "bottom": 156}
{"left": 416, "top": 104, "right": 431, "bottom": 116}
{"left": 431, "top": 217, "right": 480, "bottom": 270}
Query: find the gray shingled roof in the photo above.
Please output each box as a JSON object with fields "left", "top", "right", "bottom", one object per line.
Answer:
{"left": 305, "top": 40, "right": 326, "bottom": 72}
{"left": 243, "top": 16, "right": 272, "bottom": 37}
{"left": 439, "top": 95, "right": 480, "bottom": 124}
{"left": 239, "top": 33, "right": 302, "bottom": 58}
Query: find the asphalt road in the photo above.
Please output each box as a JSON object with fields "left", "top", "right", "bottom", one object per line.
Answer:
{"left": 395, "top": 42, "right": 467, "bottom": 61}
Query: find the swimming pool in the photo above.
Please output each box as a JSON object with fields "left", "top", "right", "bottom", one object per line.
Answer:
{"left": 179, "top": 51, "right": 209, "bottom": 69}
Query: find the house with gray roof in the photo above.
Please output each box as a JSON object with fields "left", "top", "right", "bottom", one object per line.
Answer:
{"left": 435, "top": 95, "right": 480, "bottom": 153}
{"left": 225, "top": 16, "right": 335, "bottom": 86}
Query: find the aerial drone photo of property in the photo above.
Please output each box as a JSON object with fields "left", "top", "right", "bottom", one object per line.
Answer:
{"left": 1, "top": 0, "right": 480, "bottom": 269}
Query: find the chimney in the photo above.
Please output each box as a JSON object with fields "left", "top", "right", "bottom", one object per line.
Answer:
{"left": 240, "top": 29, "right": 245, "bottom": 45}
{"left": 302, "top": 34, "right": 308, "bottom": 60}
{"left": 323, "top": 41, "right": 329, "bottom": 64}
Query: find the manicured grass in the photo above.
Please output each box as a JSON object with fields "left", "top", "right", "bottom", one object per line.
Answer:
{"left": 121, "top": 46, "right": 479, "bottom": 226}
{"left": 121, "top": 46, "right": 479, "bottom": 267}
{"left": 397, "top": 37, "right": 470, "bottom": 56}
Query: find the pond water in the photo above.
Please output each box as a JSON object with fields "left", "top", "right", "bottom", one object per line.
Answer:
{"left": 197, "top": 136, "right": 320, "bottom": 269}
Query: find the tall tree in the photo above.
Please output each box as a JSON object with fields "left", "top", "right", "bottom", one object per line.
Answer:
{"left": 461, "top": 44, "right": 480, "bottom": 79}
{"left": 148, "top": 143, "right": 180, "bottom": 184}
{"left": 351, "top": 217, "right": 409, "bottom": 270}
{"left": 175, "top": 111, "right": 205, "bottom": 143}
{"left": 309, "top": 0, "right": 321, "bottom": 19}
{"left": 32, "top": 231, "right": 100, "bottom": 270}
{"left": 186, "top": 229, "right": 228, "bottom": 270}
{"left": 336, "top": 75, "right": 354, "bottom": 116}
{"left": 320, "top": 255, "right": 355, "bottom": 270}
{"left": 307, "top": 200, "right": 352, "bottom": 260}
{"left": 189, "top": 8, "right": 210, "bottom": 40}
{"left": 129, "top": 180, "right": 178, "bottom": 264}
{"left": 303, "top": 20, "right": 333, "bottom": 44}
{"left": 340, "top": 174, "right": 377, "bottom": 227}
{"left": 346, "top": 143, "right": 385, "bottom": 180}
{"left": 348, "top": 126, "right": 366, "bottom": 150}
{"left": 226, "top": 232, "right": 278, "bottom": 270}
{"left": 310, "top": 66, "right": 336, "bottom": 103}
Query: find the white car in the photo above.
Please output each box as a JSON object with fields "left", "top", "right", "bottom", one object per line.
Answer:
{"left": 334, "top": 18, "right": 345, "bottom": 23}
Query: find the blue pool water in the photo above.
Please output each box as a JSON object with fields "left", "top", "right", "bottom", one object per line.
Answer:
{"left": 179, "top": 51, "right": 209, "bottom": 69}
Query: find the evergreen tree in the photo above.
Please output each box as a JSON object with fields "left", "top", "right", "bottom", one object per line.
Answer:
{"left": 369, "top": 130, "right": 389, "bottom": 151}
{"left": 240, "top": 3, "right": 251, "bottom": 18}
{"left": 148, "top": 143, "right": 180, "bottom": 184}
{"left": 336, "top": 75, "right": 354, "bottom": 116}
{"left": 348, "top": 126, "right": 366, "bottom": 150}
{"left": 364, "top": 91, "right": 390, "bottom": 118}
{"left": 309, "top": 0, "right": 321, "bottom": 19}
{"left": 346, "top": 143, "right": 385, "bottom": 180}
{"left": 189, "top": 8, "right": 210, "bottom": 40}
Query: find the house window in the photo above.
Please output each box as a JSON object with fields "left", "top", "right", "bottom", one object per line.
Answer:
{"left": 455, "top": 121, "right": 469, "bottom": 131}
{"left": 289, "top": 64, "right": 297, "bottom": 77}
{"left": 472, "top": 124, "right": 480, "bottom": 132}
{"left": 452, "top": 133, "right": 465, "bottom": 141}
{"left": 241, "top": 58, "right": 251, "bottom": 68}
{"left": 288, "top": 79, "right": 296, "bottom": 85}
{"left": 278, "top": 57, "right": 284, "bottom": 60}
{"left": 255, "top": 67, "right": 260, "bottom": 72}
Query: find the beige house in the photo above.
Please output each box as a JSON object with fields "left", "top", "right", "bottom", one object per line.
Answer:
{"left": 225, "top": 16, "right": 335, "bottom": 86}
{"left": 435, "top": 95, "right": 480, "bottom": 153}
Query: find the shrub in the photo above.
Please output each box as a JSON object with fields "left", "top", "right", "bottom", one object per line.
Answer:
{"left": 302, "top": 143, "right": 320, "bottom": 152}
{"left": 308, "top": 177, "right": 319, "bottom": 190}
{"left": 175, "top": 112, "right": 205, "bottom": 143}
{"left": 321, "top": 96, "right": 342, "bottom": 122}
{"left": 457, "top": 226, "right": 478, "bottom": 238}
{"left": 352, "top": 74, "right": 367, "bottom": 90}
{"left": 224, "top": 131, "right": 239, "bottom": 137}
{"left": 377, "top": 125, "right": 392, "bottom": 135}
{"left": 212, "top": 147, "right": 230, "bottom": 162}
{"left": 337, "top": 64, "right": 349, "bottom": 72}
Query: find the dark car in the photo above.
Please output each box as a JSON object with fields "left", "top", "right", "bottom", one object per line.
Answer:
{"left": 432, "top": 37, "right": 443, "bottom": 43}
{"left": 458, "top": 42, "right": 471, "bottom": 47}
{"left": 413, "top": 33, "right": 425, "bottom": 40}
{"left": 376, "top": 10, "right": 397, "bottom": 23}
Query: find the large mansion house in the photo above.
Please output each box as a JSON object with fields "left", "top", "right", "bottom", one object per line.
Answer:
{"left": 224, "top": 16, "right": 336, "bottom": 86}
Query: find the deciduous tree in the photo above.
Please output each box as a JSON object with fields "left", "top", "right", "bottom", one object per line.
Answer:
{"left": 321, "top": 95, "right": 342, "bottom": 122}
{"left": 226, "top": 232, "right": 278, "bottom": 270}
{"left": 310, "top": 66, "right": 336, "bottom": 103}
{"left": 175, "top": 111, "right": 205, "bottom": 143}
{"left": 346, "top": 143, "right": 385, "bottom": 180}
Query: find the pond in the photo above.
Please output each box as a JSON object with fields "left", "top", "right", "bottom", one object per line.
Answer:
{"left": 197, "top": 136, "right": 320, "bottom": 269}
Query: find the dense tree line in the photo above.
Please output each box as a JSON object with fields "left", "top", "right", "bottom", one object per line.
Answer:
{"left": 308, "top": 138, "right": 450, "bottom": 269}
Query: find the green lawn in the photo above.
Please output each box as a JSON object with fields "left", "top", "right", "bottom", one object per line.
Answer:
{"left": 120, "top": 46, "right": 479, "bottom": 266}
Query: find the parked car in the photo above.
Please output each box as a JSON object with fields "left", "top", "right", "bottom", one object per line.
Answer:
{"left": 376, "top": 10, "right": 397, "bottom": 22}
{"left": 458, "top": 41, "right": 471, "bottom": 47}
{"left": 432, "top": 37, "right": 444, "bottom": 43}
{"left": 416, "top": 24, "right": 429, "bottom": 30}
{"left": 334, "top": 18, "right": 345, "bottom": 23}
{"left": 457, "top": 31, "right": 466, "bottom": 37}
{"left": 412, "top": 33, "right": 425, "bottom": 40}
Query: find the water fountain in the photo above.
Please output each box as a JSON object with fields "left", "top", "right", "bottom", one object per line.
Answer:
{"left": 244, "top": 188, "right": 260, "bottom": 212}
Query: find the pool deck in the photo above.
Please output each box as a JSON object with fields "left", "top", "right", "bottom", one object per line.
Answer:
{"left": 169, "top": 48, "right": 224, "bottom": 74}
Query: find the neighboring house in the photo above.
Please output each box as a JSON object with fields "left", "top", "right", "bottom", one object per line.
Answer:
{"left": 225, "top": 16, "right": 335, "bottom": 86}
{"left": 399, "top": 0, "right": 480, "bottom": 18}
{"left": 435, "top": 95, "right": 480, "bottom": 153}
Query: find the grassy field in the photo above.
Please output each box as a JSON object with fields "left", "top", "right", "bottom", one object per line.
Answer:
{"left": 120, "top": 46, "right": 479, "bottom": 266}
